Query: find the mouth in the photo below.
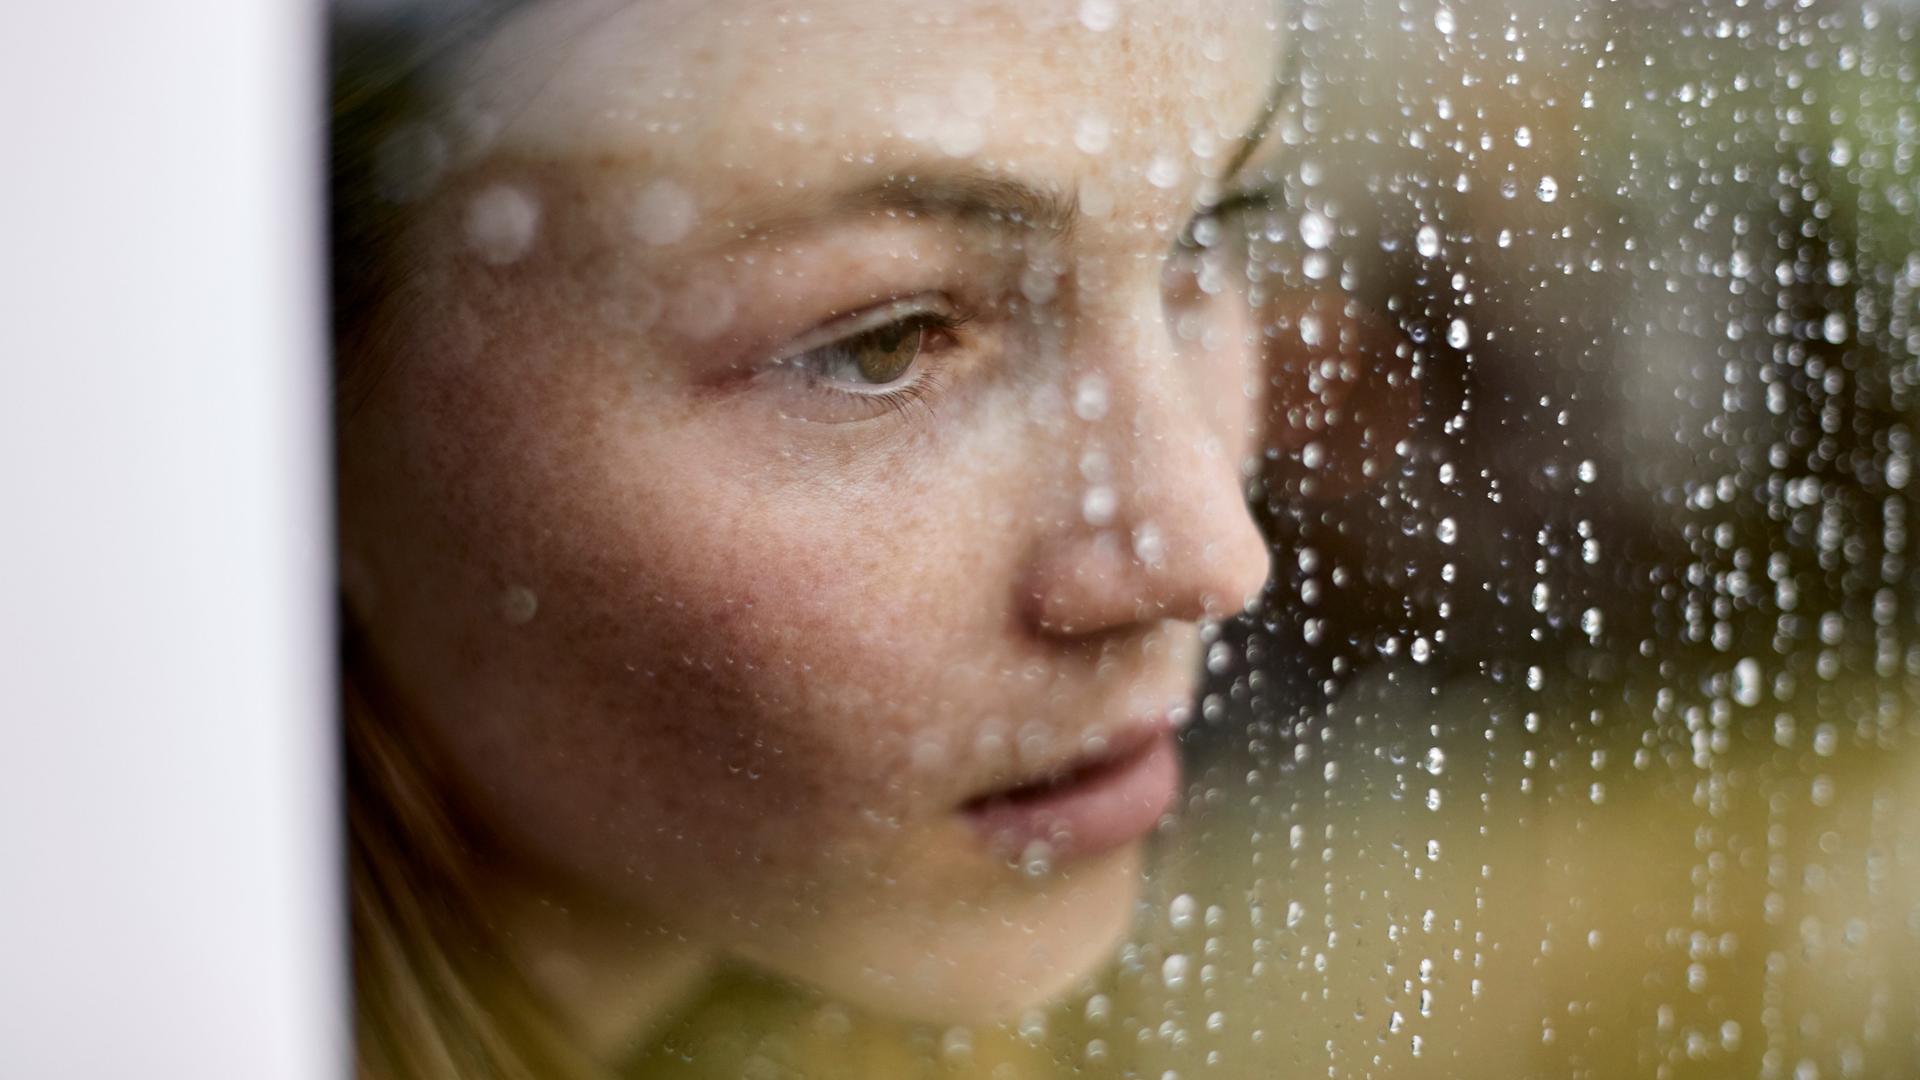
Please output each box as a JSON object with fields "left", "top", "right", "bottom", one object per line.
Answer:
{"left": 958, "top": 721, "right": 1183, "bottom": 862}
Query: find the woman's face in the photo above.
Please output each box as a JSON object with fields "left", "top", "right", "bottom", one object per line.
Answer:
{"left": 340, "top": 0, "right": 1279, "bottom": 1023}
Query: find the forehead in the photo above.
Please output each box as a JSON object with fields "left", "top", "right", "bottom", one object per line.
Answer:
{"left": 446, "top": 0, "right": 1283, "bottom": 189}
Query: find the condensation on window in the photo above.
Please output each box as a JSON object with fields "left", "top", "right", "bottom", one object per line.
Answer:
{"left": 331, "top": 0, "right": 1920, "bottom": 1075}
{"left": 625, "top": 1, "right": 1920, "bottom": 1077}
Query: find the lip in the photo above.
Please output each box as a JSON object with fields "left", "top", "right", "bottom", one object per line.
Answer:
{"left": 959, "top": 726, "right": 1182, "bottom": 861}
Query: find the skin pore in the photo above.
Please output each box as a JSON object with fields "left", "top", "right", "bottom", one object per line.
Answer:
{"left": 338, "top": 0, "right": 1286, "bottom": 1062}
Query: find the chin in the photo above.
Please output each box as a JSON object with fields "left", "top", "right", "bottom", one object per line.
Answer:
{"left": 740, "top": 840, "right": 1148, "bottom": 1027}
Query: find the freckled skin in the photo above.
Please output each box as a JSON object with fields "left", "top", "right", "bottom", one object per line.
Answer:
{"left": 340, "top": 0, "right": 1280, "bottom": 1026}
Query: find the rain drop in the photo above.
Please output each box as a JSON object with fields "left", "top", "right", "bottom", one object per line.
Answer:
{"left": 463, "top": 184, "right": 541, "bottom": 265}
{"left": 499, "top": 586, "right": 539, "bottom": 626}
{"left": 1169, "top": 894, "right": 1197, "bottom": 930}
{"left": 1074, "top": 113, "right": 1111, "bottom": 155}
{"left": 1077, "top": 0, "right": 1118, "bottom": 32}
{"left": 1299, "top": 211, "right": 1334, "bottom": 250}
{"left": 631, "top": 179, "right": 697, "bottom": 246}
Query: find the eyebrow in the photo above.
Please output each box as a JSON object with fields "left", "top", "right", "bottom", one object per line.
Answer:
{"left": 848, "top": 173, "right": 1080, "bottom": 237}
{"left": 707, "top": 47, "right": 1295, "bottom": 247}
{"left": 716, "top": 171, "right": 1081, "bottom": 245}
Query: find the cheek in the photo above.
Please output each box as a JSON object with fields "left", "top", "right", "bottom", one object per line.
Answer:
{"left": 386, "top": 384, "right": 1036, "bottom": 895}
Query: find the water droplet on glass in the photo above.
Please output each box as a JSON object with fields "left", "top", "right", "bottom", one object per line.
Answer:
{"left": 910, "top": 736, "right": 948, "bottom": 773}
{"left": 374, "top": 123, "right": 448, "bottom": 203}
{"left": 1732, "top": 657, "right": 1762, "bottom": 707}
{"left": 1299, "top": 211, "right": 1334, "bottom": 250}
{"left": 1206, "top": 640, "right": 1235, "bottom": 675}
{"left": 941, "top": 1027, "right": 974, "bottom": 1064}
{"left": 464, "top": 184, "right": 541, "bottom": 265}
{"left": 499, "top": 585, "right": 538, "bottom": 626}
{"left": 1162, "top": 953, "right": 1190, "bottom": 990}
{"left": 1020, "top": 263, "right": 1061, "bottom": 305}
{"left": 668, "top": 273, "right": 737, "bottom": 340}
{"left": 1145, "top": 153, "right": 1183, "bottom": 190}
{"left": 632, "top": 179, "right": 697, "bottom": 246}
{"left": 1169, "top": 894, "right": 1196, "bottom": 930}
{"left": 1082, "top": 486, "right": 1118, "bottom": 527}
{"left": 1132, "top": 522, "right": 1166, "bottom": 566}
{"left": 1073, "top": 374, "right": 1110, "bottom": 421}
{"left": 1073, "top": 113, "right": 1111, "bottom": 155}
{"left": 936, "top": 117, "right": 986, "bottom": 157}
{"left": 1077, "top": 0, "right": 1118, "bottom": 32}
{"left": 1020, "top": 839, "right": 1054, "bottom": 878}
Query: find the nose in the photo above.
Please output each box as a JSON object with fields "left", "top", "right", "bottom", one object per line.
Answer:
{"left": 1018, "top": 322, "right": 1273, "bottom": 639}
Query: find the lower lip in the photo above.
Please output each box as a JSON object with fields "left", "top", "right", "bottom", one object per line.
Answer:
{"left": 961, "top": 732, "right": 1181, "bottom": 861}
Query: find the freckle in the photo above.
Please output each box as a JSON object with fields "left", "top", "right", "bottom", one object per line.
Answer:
{"left": 500, "top": 585, "right": 539, "bottom": 625}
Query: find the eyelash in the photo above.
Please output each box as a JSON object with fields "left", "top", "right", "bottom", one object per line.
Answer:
{"left": 765, "top": 188, "right": 1272, "bottom": 424}
{"left": 861, "top": 363, "right": 947, "bottom": 419}
{"left": 1177, "top": 184, "right": 1279, "bottom": 253}
{"left": 778, "top": 304, "right": 974, "bottom": 422}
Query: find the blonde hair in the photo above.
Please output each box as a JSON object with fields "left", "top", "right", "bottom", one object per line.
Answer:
{"left": 343, "top": 619, "right": 606, "bottom": 1079}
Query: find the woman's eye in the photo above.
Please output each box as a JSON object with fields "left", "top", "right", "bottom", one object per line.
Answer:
{"left": 761, "top": 300, "right": 973, "bottom": 424}
{"left": 809, "top": 317, "right": 928, "bottom": 388}
{"left": 777, "top": 300, "right": 966, "bottom": 394}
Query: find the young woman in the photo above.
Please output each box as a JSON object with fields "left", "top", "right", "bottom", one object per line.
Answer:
{"left": 332, "top": 0, "right": 1294, "bottom": 1073}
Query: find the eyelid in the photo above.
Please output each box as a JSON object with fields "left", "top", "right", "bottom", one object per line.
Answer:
{"left": 1177, "top": 184, "right": 1279, "bottom": 251}
{"left": 771, "top": 295, "right": 959, "bottom": 366}
{"left": 1210, "top": 182, "right": 1279, "bottom": 219}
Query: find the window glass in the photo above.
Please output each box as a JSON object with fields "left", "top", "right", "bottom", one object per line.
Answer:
{"left": 331, "top": 0, "right": 1920, "bottom": 1075}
